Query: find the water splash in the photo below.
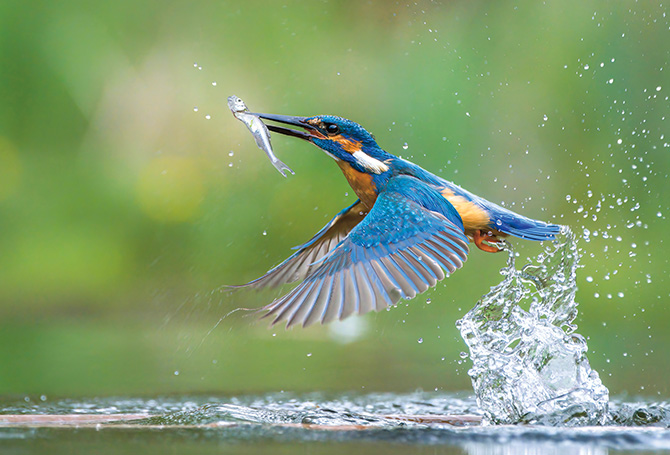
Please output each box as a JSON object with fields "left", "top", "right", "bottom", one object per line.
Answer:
{"left": 457, "top": 228, "right": 609, "bottom": 425}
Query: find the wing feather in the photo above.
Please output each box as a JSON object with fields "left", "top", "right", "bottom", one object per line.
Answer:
{"left": 340, "top": 269, "right": 359, "bottom": 320}
{"left": 353, "top": 264, "right": 375, "bottom": 315}
{"left": 412, "top": 246, "right": 446, "bottom": 281}
{"left": 395, "top": 251, "right": 431, "bottom": 292}
{"left": 322, "top": 272, "right": 344, "bottom": 324}
{"left": 288, "top": 282, "right": 320, "bottom": 321}
{"left": 260, "top": 177, "right": 471, "bottom": 328}
{"left": 233, "top": 200, "right": 368, "bottom": 289}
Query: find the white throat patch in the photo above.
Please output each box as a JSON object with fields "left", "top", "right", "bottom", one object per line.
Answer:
{"left": 352, "top": 151, "right": 389, "bottom": 174}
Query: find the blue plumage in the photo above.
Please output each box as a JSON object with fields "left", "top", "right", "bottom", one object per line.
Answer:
{"left": 260, "top": 176, "right": 470, "bottom": 327}
{"left": 230, "top": 109, "right": 564, "bottom": 327}
{"left": 393, "top": 158, "right": 561, "bottom": 242}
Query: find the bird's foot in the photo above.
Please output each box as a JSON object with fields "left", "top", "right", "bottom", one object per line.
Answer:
{"left": 474, "top": 230, "right": 503, "bottom": 253}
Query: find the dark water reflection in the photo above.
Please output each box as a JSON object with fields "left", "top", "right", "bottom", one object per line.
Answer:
{"left": 1, "top": 392, "right": 669, "bottom": 454}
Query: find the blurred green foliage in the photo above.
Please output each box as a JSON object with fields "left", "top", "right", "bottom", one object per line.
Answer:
{"left": 0, "top": 0, "right": 668, "bottom": 397}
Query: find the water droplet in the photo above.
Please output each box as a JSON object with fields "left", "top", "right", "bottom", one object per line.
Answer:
{"left": 656, "top": 86, "right": 662, "bottom": 92}
{"left": 402, "top": 142, "right": 409, "bottom": 150}
{"left": 262, "top": 230, "right": 267, "bottom": 236}
{"left": 657, "top": 211, "right": 663, "bottom": 217}
{"left": 306, "top": 353, "right": 312, "bottom": 357}
{"left": 586, "top": 276, "right": 593, "bottom": 282}
{"left": 205, "top": 114, "right": 211, "bottom": 120}
{"left": 174, "top": 370, "right": 180, "bottom": 376}
{"left": 426, "top": 298, "right": 431, "bottom": 304}
{"left": 417, "top": 338, "right": 424, "bottom": 344}
{"left": 211, "top": 81, "right": 217, "bottom": 86}
{"left": 459, "top": 351, "right": 468, "bottom": 359}
{"left": 193, "top": 106, "right": 199, "bottom": 112}
{"left": 228, "top": 151, "right": 234, "bottom": 157}
{"left": 456, "top": 229, "right": 608, "bottom": 424}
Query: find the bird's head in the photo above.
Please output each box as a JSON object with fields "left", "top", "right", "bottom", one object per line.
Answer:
{"left": 252, "top": 112, "right": 393, "bottom": 175}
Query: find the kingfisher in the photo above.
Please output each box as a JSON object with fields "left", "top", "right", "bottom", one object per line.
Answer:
{"left": 232, "top": 112, "right": 561, "bottom": 328}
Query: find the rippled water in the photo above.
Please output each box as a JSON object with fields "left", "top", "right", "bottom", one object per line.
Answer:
{"left": 2, "top": 393, "right": 670, "bottom": 454}
{"left": 457, "top": 229, "right": 609, "bottom": 425}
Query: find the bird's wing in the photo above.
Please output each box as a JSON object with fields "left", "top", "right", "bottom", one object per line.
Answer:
{"left": 261, "top": 185, "right": 469, "bottom": 328}
{"left": 233, "top": 200, "right": 369, "bottom": 289}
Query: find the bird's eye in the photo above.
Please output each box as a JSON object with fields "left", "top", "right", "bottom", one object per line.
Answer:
{"left": 325, "top": 123, "right": 340, "bottom": 135}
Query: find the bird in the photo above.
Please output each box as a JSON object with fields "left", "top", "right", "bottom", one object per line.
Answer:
{"left": 231, "top": 112, "right": 561, "bottom": 328}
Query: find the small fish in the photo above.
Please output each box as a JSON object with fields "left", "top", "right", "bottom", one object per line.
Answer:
{"left": 227, "top": 95, "right": 294, "bottom": 177}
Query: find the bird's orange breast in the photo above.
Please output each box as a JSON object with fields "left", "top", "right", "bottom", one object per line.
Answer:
{"left": 441, "top": 188, "right": 491, "bottom": 232}
{"left": 338, "top": 162, "right": 378, "bottom": 209}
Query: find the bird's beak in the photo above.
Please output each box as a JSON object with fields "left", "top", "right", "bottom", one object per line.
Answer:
{"left": 249, "top": 113, "right": 318, "bottom": 141}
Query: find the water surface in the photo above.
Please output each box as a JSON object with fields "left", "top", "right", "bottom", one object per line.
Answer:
{"left": 2, "top": 392, "right": 669, "bottom": 454}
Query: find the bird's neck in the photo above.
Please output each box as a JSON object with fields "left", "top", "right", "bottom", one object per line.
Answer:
{"left": 337, "top": 152, "right": 452, "bottom": 210}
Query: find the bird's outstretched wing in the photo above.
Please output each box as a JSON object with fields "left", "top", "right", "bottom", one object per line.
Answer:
{"left": 262, "top": 180, "right": 470, "bottom": 328}
{"left": 232, "top": 200, "right": 368, "bottom": 289}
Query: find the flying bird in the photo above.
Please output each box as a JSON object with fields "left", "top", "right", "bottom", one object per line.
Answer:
{"left": 231, "top": 113, "right": 561, "bottom": 328}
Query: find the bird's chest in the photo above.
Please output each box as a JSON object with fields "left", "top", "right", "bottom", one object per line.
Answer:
{"left": 338, "top": 162, "right": 378, "bottom": 209}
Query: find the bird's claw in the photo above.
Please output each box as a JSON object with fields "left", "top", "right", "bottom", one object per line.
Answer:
{"left": 474, "top": 230, "right": 504, "bottom": 253}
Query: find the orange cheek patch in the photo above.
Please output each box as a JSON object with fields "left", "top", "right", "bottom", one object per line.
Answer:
{"left": 332, "top": 135, "right": 362, "bottom": 153}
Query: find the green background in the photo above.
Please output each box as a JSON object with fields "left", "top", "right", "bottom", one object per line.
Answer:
{"left": 0, "top": 0, "right": 668, "bottom": 399}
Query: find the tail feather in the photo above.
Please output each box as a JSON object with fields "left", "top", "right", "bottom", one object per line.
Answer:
{"left": 491, "top": 208, "right": 562, "bottom": 241}
{"left": 429, "top": 177, "right": 562, "bottom": 243}
{"left": 502, "top": 221, "right": 562, "bottom": 241}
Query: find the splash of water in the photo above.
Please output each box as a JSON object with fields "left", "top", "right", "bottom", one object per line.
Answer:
{"left": 456, "top": 228, "right": 609, "bottom": 425}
